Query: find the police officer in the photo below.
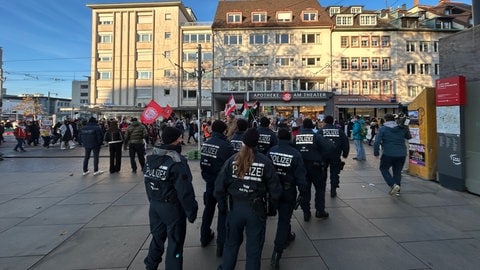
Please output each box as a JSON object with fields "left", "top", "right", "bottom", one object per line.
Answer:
{"left": 318, "top": 115, "right": 350, "bottom": 198}
{"left": 256, "top": 116, "right": 278, "bottom": 154}
{"left": 294, "top": 118, "right": 335, "bottom": 221}
{"left": 215, "top": 128, "right": 282, "bottom": 270}
{"left": 143, "top": 127, "right": 198, "bottom": 270}
{"left": 229, "top": 118, "right": 248, "bottom": 153}
{"left": 200, "top": 120, "right": 235, "bottom": 256}
{"left": 267, "top": 128, "right": 308, "bottom": 270}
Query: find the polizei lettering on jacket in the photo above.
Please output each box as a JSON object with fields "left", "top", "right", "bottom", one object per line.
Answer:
{"left": 231, "top": 161, "right": 265, "bottom": 182}
{"left": 201, "top": 143, "right": 219, "bottom": 158}
{"left": 230, "top": 139, "right": 243, "bottom": 151}
{"left": 144, "top": 165, "right": 168, "bottom": 181}
{"left": 269, "top": 152, "right": 293, "bottom": 167}
{"left": 258, "top": 134, "right": 271, "bottom": 144}
{"left": 322, "top": 129, "right": 340, "bottom": 138}
{"left": 295, "top": 134, "right": 314, "bottom": 144}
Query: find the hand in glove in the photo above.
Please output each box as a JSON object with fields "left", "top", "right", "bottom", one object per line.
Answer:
{"left": 188, "top": 212, "right": 197, "bottom": 224}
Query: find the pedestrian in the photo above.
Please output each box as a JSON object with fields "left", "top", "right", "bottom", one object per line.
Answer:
{"left": 123, "top": 117, "right": 148, "bottom": 173}
{"left": 373, "top": 114, "right": 412, "bottom": 196}
{"left": 267, "top": 128, "right": 308, "bottom": 269}
{"left": 187, "top": 120, "right": 198, "bottom": 143}
{"left": 294, "top": 118, "right": 334, "bottom": 221}
{"left": 143, "top": 126, "right": 198, "bottom": 270}
{"left": 13, "top": 121, "right": 27, "bottom": 152}
{"left": 104, "top": 120, "right": 124, "bottom": 173}
{"left": 318, "top": 115, "right": 350, "bottom": 198}
{"left": 199, "top": 120, "right": 235, "bottom": 257}
{"left": 60, "top": 119, "right": 76, "bottom": 150}
{"left": 215, "top": 128, "right": 282, "bottom": 270}
{"left": 225, "top": 113, "right": 237, "bottom": 140}
{"left": 368, "top": 118, "right": 379, "bottom": 146}
{"left": 256, "top": 116, "right": 278, "bottom": 155}
{"left": 229, "top": 118, "right": 248, "bottom": 153}
{"left": 352, "top": 115, "right": 366, "bottom": 160}
{"left": 78, "top": 117, "right": 104, "bottom": 176}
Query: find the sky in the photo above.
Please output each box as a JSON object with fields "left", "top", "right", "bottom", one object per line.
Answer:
{"left": 0, "top": 0, "right": 472, "bottom": 99}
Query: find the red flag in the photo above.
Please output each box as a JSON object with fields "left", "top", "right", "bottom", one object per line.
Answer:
{"left": 141, "top": 100, "right": 164, "bottom": 124}
{"left": 224, "top": 95, "right": 236, "bottom": 115}
{"left": 163, "top": 104, "right": 173, "bottom": 119}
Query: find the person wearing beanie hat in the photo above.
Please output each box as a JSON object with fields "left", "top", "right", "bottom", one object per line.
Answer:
{"left": 257, "top": 116, "right": 278, "bottom": 154}
{"left": 214, "top": 127, "right": 282, "bottom": 270}
{"left": 267, "top": 127, "right": 309, "bottom": 269}
{"left": 78, "top": 116, "right": 104, "bottom": 176}
{"left": 294, "top": 117, "right": 335, "bottom": 221}
{"left": 144, "top": 126, "right": 198, "bottom": 270}
{"left": 229, "top": 118, "right": 248, "bottom": 153}
{"left": 318, "top": 115, "right": 350, "bottom": 198}
{"left": 199, "top": 120, "right": 234, "bottom": 256}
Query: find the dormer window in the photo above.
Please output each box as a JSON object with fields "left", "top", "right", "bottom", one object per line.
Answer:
{"left": 359, "top": 15, "right": 377, "bottom": 26}
{"left": 277, "top": 11, "right": 292, "bottom": 22}
{"left": 302, "top": 10, "right": 318, "bottom": 21}
{"left": 252, "top": 11, "right": 267, "bottom": 23}
{"left": 351, "top": 6, "right": 362, "bottom": 14}
{"left": 227, "top": 12, "right": 242, "bottom": 24}
{"left": 329, "top": 7, "right": 341, "bottom": 17}
{"left": 336, "top": 15, "right": 353, "bottom": 26}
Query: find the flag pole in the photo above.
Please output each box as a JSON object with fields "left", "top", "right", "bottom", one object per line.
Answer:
{"left": 196, "top": 44, "right": 202, "bottom": 158}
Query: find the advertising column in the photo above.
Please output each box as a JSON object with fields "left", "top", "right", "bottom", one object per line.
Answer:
{"left": 435, "top": 76, "right": 466, "bottom": 191}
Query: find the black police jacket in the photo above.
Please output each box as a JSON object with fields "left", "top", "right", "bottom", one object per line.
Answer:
{"left": 144, "top": 145, "right": 198, "bottom": 221}
{"left": 229, "top": 130, "right": 245, "bottom": 153}
{"left": 267, "top": 140, "right": 308, "bottom": 197}
{"left": 294, "top": 128, "right": 335, "bottom": 162}
{"left": 200, "top": 132, "right": 235, "bottom": 183}
{"left": 318, "top": 123, "right": 350, "bottom": 159}
{"left": 257, "top": 126, "right": 278, "bottom": 154}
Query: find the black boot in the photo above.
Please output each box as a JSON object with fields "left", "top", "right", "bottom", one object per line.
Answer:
{"left": 271, "top": 251, "right": 282, "bottom": 270}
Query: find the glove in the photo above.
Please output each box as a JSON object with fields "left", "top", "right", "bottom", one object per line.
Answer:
{"left": 267, "top": 204, "right": 277, "bottom": 217}
{"left": 188, "top": 212, "right": 197, "bottom": 224}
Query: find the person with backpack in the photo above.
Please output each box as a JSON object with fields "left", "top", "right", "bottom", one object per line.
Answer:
{"left": 352, "top": 115, "right": 367, "bottom": 161}
{"left": 14, "top": 121, "right": 27, "bottom": 152}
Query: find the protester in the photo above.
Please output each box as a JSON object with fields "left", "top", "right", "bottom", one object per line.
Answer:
{"left": 13, "top": 121, "right": 27, "bottom": 152}
{"left": 352, "top": 115, "right": 366, "bottom": 160}
{"left": 124, "top": 118, "right": 148, "bottom": 173}
{"left": 104, "top": 120, "right": 124, "bottom": 173}
{"left": 78, "top": 117, "right": 104, "bottom": 176}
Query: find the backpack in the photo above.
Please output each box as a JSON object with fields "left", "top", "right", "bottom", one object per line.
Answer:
{"left": 359, "top": 125, "right": 367, "bottom": 137}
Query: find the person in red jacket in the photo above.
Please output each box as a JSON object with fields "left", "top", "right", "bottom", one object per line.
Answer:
{"left": 14, "top": 121, "right": 27, "bottom": 152}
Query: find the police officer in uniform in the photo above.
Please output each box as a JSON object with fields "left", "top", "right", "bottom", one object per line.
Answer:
{"left": 215, "top": 128, "right": 282, "bottom": 270}
{"left": 318, "top": 115, "right": 350, "bottom": 198}
{"left": 143, "top": 127, "right": 198, "bottom": 270}
{"left": 200, "top": 120, "right": 235, "bottom": 256}
{"left": 229, "top": 118, "right": 248, "bottom": 153}
{"left": 256, "top": 116, "right": 278, "bottom": 155}
{"left": 294, "top": 118, "right": 335, "bottom": 221}
{"left": 267, "top": 128, "right": 308, "bottom": 269}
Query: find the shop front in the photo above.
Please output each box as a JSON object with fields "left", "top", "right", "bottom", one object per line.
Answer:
{"left": 334, "top": 95, "right": 401, "bottom": 122}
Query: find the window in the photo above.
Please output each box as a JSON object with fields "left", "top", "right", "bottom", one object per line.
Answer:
{"left": 382, "top": 81, "right": 392, "bottom": 94}
{"left": 137, "top": 13, "right": 153, "bottom": 24}
{"left": 224, "top": 57, "right": 245, "bottom": 68}
{"left": 406, "top": 41, "right": 416, "bottom": 52}
{"left": 164, "top": 89, "right": 170, "bottom": 95}
{"left": 381, "top": 57, "right": 391, "bottom": 70}
{"left": 372, "top": 81, "right": 380, "bottom": 94}
{"left": 434, "top": 63, "right": 440, "bottom": 75}
{"left": 224, "top": 34, "right": 243, "bottom": 45}
{"left": 408, "top": 86, "right": 419, "bottom": 97}
{"left": 165, "top": 13, "right": 172, "bottom": 20}
{"left": 99, "top": 71, "right": 111, "bottom": 80}
{"left": 183, "top": 51, "right": 197, "bottom": 62}
{"left": 98, "top": 52, "right": 112, "bottom": 62}
{"left": 275, "top": 34, "right": 291, "bottom": 44}
{"left": 351, "top": 57, "right": 359, "bottom": 70}
{"left": 302, "top": 57, "right": 321, "bottom": 66}
{"left": 371, "top": 36, "right": 380, "bottom": 47}
{"left": 227, "top": 12, "right": 242, "bottom": 23}
{"left": 164, "top": 51, "right": 171, "bottom": 58}
{"left": 351, "top": 36, "right": 359, "bottom": 47}
{"left": 341, "top": 57, "right": 349, "bottom": 70}
{"left": 80, "top": 85, "right": 89, "bottom": 90}
{"left": 183, "top": 89, "right": 197, "bottom": 99}
{"left": 419, "top": 41, "right": 429, "bottom": 52}
{"left": 341, "top": 81, "right": 349, "bottom": 95}
{"left": 182, "top": 70, "right": 196, "bottom": 80}
{"left": 351, "top": 7, "right": 362, "bottom": 14}
{"left": 249, "top": 34, "right": 268, "bottom": 44}
{"left": 252, "top": 12, "right": 267, "bottom": 23}
{"left": 250, "top": 56, "right": 269, "bottom": 67}
{"left": 329, "top": 7, "right": 341, "bottom": 17}
{"left": 137, "top": 50, "right": 152, "bottom": 61}
{"left": 99, "top": 15, "right": 113, "bottom": 25}
{"left": 136, "top": 87, "right": 152, "bottom": 99}
{"left": 164, "top": 70, "right": 171, "bottom": 77}
{"left": 361, "top": 81, "right": 369, "bottom": 94}
{"left": 351, "top": 81, "right": 360, "bottom": 94}
{"left": 361, "top": 36, "right": 369, "bottom": 47}
{"left": 361, "top": 57, "right": 369, "bottom": 70}
{"left": 197, "top": 33, "right": 211, "bottom": 43}
{"left": 203, "top": 52, "right": 213, "bottom": 61}
{"left": 137, "top": 71, "right": 152, "bottom": 79}
{"left": 336, "top": 15, "right": 353, "bottom": 25}
{"left": 359, "top": 15, "right": 377, "bottom": 25}
{"left": 371, "top": 57, "right": 380, "bottom": 70}
{"left": 341, "top": 36, "right": 349, "bottom": 47}
{"left": 407, "top": 63, "right": 417, "bottom": 74}
{"left": 302, "top": 33, "right": 320, "bottom": 44}
{"left": 99, "top": 34, "right": 112, "bottom": 43}
{"left": 276, "top": 57, "right": 295, "bottom": 66}
{"left": 165, "top": 32, "right": 171, "bottom": 39}
{"left": 302, "top": 11, "right": 318, "bottom": 21}
{"left": 138, "top": 33, "right": 152, "bottom": 42}
{"left": 435, "top": 19, "right": 451, "bottom": 29}
{"left": 420, "top": 63, "right": 431, "bottom": 74}
{"left": 433, "top": 41, "right": 439, "bottom": 52}
{"left": 277, "top": 11, "right": 292, "bottom": 22}
{"left": 381, "top": 36, "right": 390, "bottom": 47}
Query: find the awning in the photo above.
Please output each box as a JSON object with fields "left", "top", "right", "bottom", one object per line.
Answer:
{"left": 336, "top": 104, "right": 399, "bottom": 108}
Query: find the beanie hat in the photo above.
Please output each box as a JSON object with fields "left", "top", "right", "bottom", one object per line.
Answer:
{"left": 242, "top": 128, "right": 259, "bottom": 148}
{"left": 211, "top": 120, "right": 227, "bottom": 133}
{"left": 162, "top": 127, "right": 182, "bottom": 145}
{"left": 324, "top": 115, "right": 334, "bottom": 124}
{"left": 88, "top": 117, "right": 97, "bottom": 123}
{"left": 277, "top": 128, "right": 291, "bottom": 140}
{"left": 303, "top": 118, "right": 314, "bottom": 129}
{"left": 236, "top": 119, "right": 248, "bottom": 132}
{"left": 260, "top": 116, "right": 270, "bottom": 127}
